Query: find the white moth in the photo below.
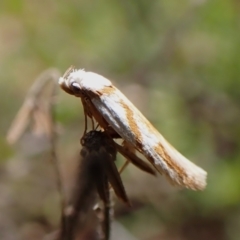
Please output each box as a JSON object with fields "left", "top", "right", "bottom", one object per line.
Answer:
{"left": 59, "top": 68, "right": 207, "bottom": 190}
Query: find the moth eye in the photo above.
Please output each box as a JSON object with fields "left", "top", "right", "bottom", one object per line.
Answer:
{"left": 71, "top": 82, "right": 81, "bottom": 93}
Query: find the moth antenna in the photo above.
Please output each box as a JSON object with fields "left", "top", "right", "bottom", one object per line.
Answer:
{"left": 63, "top": 65, "right": 75, "bottom": 79}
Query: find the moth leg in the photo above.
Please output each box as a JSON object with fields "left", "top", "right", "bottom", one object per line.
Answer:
{"left": 94, "top": 122, "right": 100, "bottom": 130}
{"left": 91, "top": 115, "right": 95, "bottom": 130}
{"left": 115, "top": 141, "right": 156, "bottom": 176}
{"left": 80, "top": 98, "right": 96, "bottom": 144}
{"left": 81, "top": 99, "right": 89, "bottom": 138}
{"left": 118, "top": 158, "right": 130, "bottom": 175}
{"left": 117, "top": 141, "right": 138, "bottom": 174}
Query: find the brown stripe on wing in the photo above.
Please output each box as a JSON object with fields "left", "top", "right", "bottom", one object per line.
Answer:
{"left": 119, "top": 98, "right": 143, "bottom": 144}
{"left": 154, "top": 143, "right": 185, "bottom": 180}
{"left": 153, "top": 142, "right": 206, "bottom": 190}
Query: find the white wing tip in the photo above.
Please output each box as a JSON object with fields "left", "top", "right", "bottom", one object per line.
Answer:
{"left": 173, "top": 165, "right": 207, "bottom": 191}
{"left": 188, "top": 167, "right": 207, "bottom": 190}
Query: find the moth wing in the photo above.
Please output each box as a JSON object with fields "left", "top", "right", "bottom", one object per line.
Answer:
{"left": 88, "top": 86, "right": 207, "bottom": 190}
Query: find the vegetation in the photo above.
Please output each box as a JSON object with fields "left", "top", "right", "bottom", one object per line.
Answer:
{"left": 0, "top": 0, "right": 240, "bottom": 239}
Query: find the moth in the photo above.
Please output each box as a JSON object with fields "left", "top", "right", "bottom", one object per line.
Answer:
{"left": 61, "top": 130, "right": 129, "bottom": 240}
{"left": 59, "top": 68, "right": 207, "bottom": 190}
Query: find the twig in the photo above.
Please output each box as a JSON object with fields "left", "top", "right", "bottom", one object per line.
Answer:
{"left": 60, "top": 130, "right": 130, "bottom": 240}
{"left": 6, "top": 69, "right": 66, "bottom": 240}
{"left": 6, "top": 68, "right": 61, "bottom": 144}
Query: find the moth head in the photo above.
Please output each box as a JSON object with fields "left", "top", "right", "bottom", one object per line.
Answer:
{"left": 58, "top": 66, "right": 86, "bottom": 96}
{"left": 59, "top": 67, "right": 113, "bottom": 98}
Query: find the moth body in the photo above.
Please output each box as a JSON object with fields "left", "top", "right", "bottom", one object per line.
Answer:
{"left": 59, "top": 69, "right": 207, "bottom": 190}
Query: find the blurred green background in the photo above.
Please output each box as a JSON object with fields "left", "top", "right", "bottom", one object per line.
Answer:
{"left": 0, "top": 0, "right": 240, "bottom": 239}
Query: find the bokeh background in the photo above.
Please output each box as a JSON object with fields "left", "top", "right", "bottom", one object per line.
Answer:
{"left": 1, "top": 0, "right": 240, "bottom": 239}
